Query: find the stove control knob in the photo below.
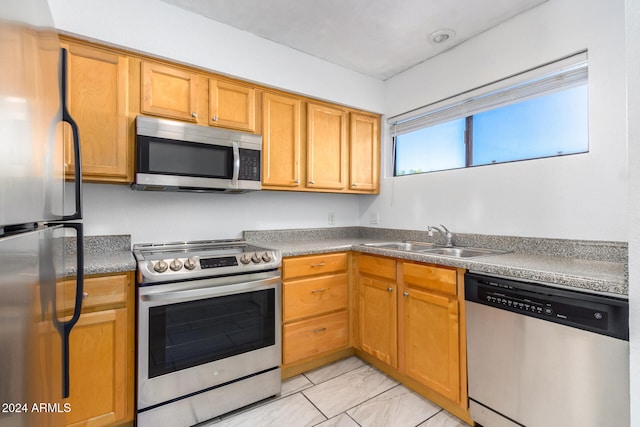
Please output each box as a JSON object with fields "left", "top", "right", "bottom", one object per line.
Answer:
{"left": 251, "top": 252, "right": 262, "bottom": 263}
{"left": 170, "top": 259, "right": 183, "bottom": 271}
{"left": 154, "top": 260, "right": 169, "bottom": 273}
{"left": 240, "top": 254, "right": 251, "bottom": 265}
{"left": 184, "top": 258, "right": 197, "bottom": 270}
{"left": 262, "top": 252, "right": 272, "bottom": 262}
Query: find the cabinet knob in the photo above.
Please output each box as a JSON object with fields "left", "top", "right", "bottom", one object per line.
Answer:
{"left": 212, "top": 116, "right": 218, "bottom": 121}
{"left": 309, "top": 180, "right": 315, "bottom": 185}
{"left": 352, "top": 183, "right": 357, "bottom": 187}
{"left": 387, "top": 287, "right": 393, "bottom": 292}
{"left": 82, "top": 292, "right": 89, "bottom": 299}
{"left": 191, "top": 112, "right": 198, "bottom": 118}
{"left": 403, "top": 291, "right": 409, "bottom": 298}
{"left": 294, "top": 179, "right": 300, "bottom": 184}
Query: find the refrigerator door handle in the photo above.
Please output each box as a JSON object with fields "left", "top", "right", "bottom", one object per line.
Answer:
{"left": 60, "top": 48, "right": 83, "bottom": 221}
{"left": 52, "top": 222, "right": 84, "bottom": 398}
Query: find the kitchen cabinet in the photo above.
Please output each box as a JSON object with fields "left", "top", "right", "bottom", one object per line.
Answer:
{"left": 60, "top": 272, "right": 135, "bottom": 427}
{"left": 262, "top": 96, "right": 380, "bottom": 194}
{"left": 261, "top": 91, "right": 302, "bottom": 188}
{"left": 306, "top": 102, "right": 348, "bottom": 190}
{"left": 349, "top": 112, "right": 379, "bottom": 192}
{"left": 354, "top": 254, "right": 469, "bottom": 421}
{"left": 140, "top": 60, "right": 199, "bottom": 123}
{"left": 61, "top": 39, "right": 131, "bottom": 183}
{"left": 281, "top": 252, "right": 351, "bottom": 377}
{"left": 356, "top": 254, "right": 397, "bottom": 368}
{"left": 209, "top": 78, "right": 256, "bottom": 132}
{"left": 398, "top": 262, "right": 460, "bottom": 402}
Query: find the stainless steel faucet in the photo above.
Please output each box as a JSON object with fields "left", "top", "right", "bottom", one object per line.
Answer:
{"left": 428, "top": 224, "right": 453, "bottom": 247}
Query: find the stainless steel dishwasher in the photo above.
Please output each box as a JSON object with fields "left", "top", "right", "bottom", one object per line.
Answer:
{"left": 465, "top": 272, "right": 629, "bottom": 427}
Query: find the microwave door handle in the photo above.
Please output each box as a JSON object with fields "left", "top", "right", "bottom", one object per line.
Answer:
{"left": 232, "top": 141, "right": 240, "bottom": 187}
{"left": 141, "top": 276, "right": 280, "bottom": 302}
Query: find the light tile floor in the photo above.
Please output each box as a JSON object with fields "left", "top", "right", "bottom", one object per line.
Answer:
{"left": 204, "top": 356, "right": 471, "bottom": 427}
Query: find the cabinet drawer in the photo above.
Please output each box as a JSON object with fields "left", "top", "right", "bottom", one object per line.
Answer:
{"left": 283, "top": 310, "right": 349, "bottom": 364}
{"left": 283, "top": 253, "right": 348, "bottom": 280}
{"left": 358, "top": 255, "right": 396, "bottom": 280}
{"left": 60, "top": 274, "right": 129, "bottom": 312}
{"left": 284, "top": 273, "right": 348, "bottom": 322}
{"left": 400, "top": 262, "right": 457, "bottom": 296}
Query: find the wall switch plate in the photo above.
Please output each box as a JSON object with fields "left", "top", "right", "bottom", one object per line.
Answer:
{"left": 369, "top": 212, "right": 379, "bottom": 224}
{"left": 328, "top": 212, "right": 335, "bottom": 225}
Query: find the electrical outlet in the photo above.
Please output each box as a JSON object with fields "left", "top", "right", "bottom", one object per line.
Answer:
{"left": 369, "top": 212, "right": 379, "bottom": 224}
{"left": 328, "top": 212, "right": 335, "bottom": 225}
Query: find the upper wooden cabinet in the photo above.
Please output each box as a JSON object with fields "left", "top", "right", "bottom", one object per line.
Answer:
{"left": 61, "top": 40, "right": 131, "bottom": 183}
{"left": 60, "top": 38, "right": 378, "bottom": 188}
{"left": 307, "top": 102, "right": 348, "bottom": 191}
{"left": 349, "top": 112, "right": 379, "bottom": 192}
{"left": 262, "top": 97, "right": 380, "bottom": 194}
{"left": 140, "top": 61, "right": 199, "bottom": 122}
{"left": 262, "top": 92, "right": 302, "bottom": 188}
{"left": 209, "top": 78, "right": 256, "bottom": 132}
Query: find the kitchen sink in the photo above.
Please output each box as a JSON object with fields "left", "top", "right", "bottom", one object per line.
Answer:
{"left": 361, "top": 241, "right": 436, "bottom": 251}
{"left": 361, "top": 241, "right": 506, "bottom": 258}
{"left": 418, "top": 246, "right": 505, "bottom": 258}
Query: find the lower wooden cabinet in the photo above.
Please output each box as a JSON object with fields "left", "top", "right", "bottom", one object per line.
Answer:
{"left": 354, "top": 254, "right": 469, "bottom": 422}
{"left": 283, "top": 310, "right": 349, "bottom": 364}
{"left": 281, "top": 253, "right": 351, "bottom": 376}
{"left": 63, "top": 272, "right": 135, "bottom": 427}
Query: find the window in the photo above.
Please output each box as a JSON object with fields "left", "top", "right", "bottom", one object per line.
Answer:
{"left": 391, "top": 52, "right": 589, "bottom": 176}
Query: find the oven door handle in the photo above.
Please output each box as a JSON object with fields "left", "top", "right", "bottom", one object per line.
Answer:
{"left": 140, "top": 276, "right": 280, "bottom": 302}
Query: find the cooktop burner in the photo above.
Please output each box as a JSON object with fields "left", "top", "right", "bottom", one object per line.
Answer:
{"left": 133, "top": 239, "right": 281, "bottom": 284}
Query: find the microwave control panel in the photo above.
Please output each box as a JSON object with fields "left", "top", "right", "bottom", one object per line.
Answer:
{"left": 239, "top": 149, "right": 261, "bottom": 181}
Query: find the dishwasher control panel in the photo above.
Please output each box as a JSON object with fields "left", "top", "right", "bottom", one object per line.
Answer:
{"left": 477, "top": 285, "right": 607, "bottom": 330}
{"left": 465, "top": 272, "right": 629, "bottom": 340}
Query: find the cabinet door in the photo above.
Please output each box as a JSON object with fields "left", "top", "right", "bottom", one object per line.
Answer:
{"left": 66, "top": 308, "right": 127, "bottom": 427}
{"left": 307, "top": 103, "right": 348, "bottom": 190}
{"left": 349, "top": 113, "right": 379, "bottom": 192}
{"left": 62, "top": 42, "right": 130, "bottom": 182}
{"left": 141, "top": 61, "right": 198, "bottom": 122}
{"left": 262, "top": 92, "right": 302, "bottom": 188}
{"left": 358, "top": 275, "right": 397, "bottom": 368}
{"left": 209, "top": 79, "right": 256, "bottom": 132}
{"left": 402, "top": 287, "right": 460, "bottom": 402}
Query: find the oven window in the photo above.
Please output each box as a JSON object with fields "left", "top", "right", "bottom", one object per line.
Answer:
{"left": 148, "top": 289, "right": 275, "bottom": 378}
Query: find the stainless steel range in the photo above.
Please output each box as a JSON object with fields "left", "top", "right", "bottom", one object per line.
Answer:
{"left": 133, "top": 239, "right": 282, "bottom": 427}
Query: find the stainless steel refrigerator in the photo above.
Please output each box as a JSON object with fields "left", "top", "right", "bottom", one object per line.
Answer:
{"left": 1, "top": 1, "right": 83, "bottom": 426}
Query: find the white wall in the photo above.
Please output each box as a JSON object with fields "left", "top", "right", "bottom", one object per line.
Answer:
{"left": 363, "top": 0, "right": 628, "bottom": 241}
{"left": 625, "top": 0, "right": 639, "bottom": 424}
{"left": 76, "top": 184, "right": 361, "bottom": 243}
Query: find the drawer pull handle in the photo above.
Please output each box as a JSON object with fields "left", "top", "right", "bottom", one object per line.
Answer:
{"left": 311, "top": 288, "right": 326, "bottom": 294}
{"left": 310, "top": 262, "right": 326, "bottom": 268}
{"left": 82, "top": 292, "right": 89, "bottom": 299}
{"left": 313, "top": 327, "right": 327, "bottom": 334}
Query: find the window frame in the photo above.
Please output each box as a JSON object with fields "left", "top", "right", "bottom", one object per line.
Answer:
{"left": 389, "top": 51, "right": 589, "bottom": 176}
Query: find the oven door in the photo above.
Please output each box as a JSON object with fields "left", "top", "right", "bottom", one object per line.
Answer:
{"left": 137, "top": 270, "right": 281, "bottom": 410}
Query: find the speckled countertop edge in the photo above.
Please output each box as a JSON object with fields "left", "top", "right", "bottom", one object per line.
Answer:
{"left": 65, "top": 235, "right": 136, "bottom": 276}
{"left": 246, "top": 229, "right": 628, "bottom": 297}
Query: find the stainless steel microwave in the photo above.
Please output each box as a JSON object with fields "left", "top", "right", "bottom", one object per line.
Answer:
{"left": 132, "top": 116, "right": 262, "bottom": 193}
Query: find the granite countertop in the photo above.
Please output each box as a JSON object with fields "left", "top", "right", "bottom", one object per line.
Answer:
{"left": 246, "top": 228, "right": 628, "bottom": 297}
{"left": 65, "top": 235, "right": 136, "bottom": 276}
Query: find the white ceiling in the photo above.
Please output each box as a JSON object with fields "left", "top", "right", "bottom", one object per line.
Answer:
{"left": 161, "top": 0, "right": 548, "bottom": 80}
